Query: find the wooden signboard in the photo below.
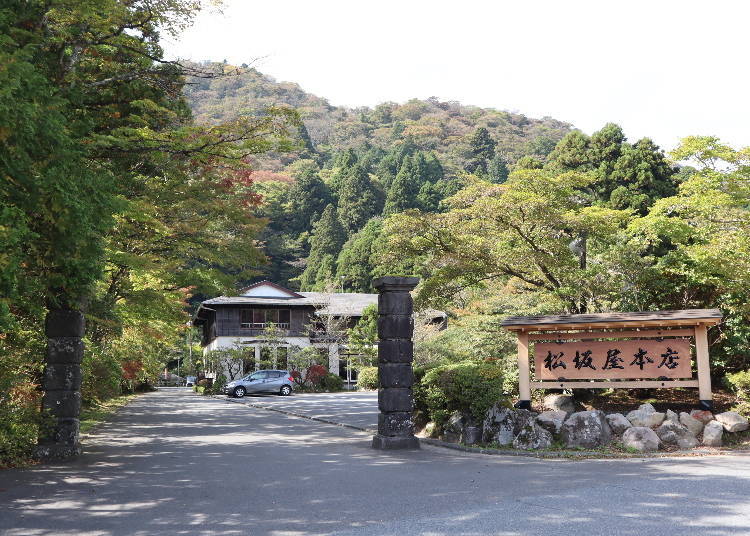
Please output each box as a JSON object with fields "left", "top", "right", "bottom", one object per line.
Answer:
{"left": 534, "top": 339, "right": 692, "bottom": 380}
{"left": 501, "top": 309, "right": 723, "bottom": 411}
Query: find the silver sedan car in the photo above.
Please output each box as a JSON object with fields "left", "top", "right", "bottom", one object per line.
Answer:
{"left": 223, "top": 370, "right": 294, "bottom": 397}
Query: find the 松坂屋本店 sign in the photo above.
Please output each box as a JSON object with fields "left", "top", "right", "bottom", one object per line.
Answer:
{"left": 535, "top": 338, "right": 691, "bottom": 380}
{"left": 501, "top": 309, "right": 723, "bottom": 411}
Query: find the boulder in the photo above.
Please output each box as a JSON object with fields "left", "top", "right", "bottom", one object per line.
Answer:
{"left": 513, "top": 421, "right": 553, "bottom": 450}
{"left": 665, "top": 409, "right": 680, "bottom": 425}
{"left": 656, "top": 421, "right": 698, "bottom": 449}
{"left": 690, "top": 409, "right": 714, "bottom": 425}
{"left": 536, "top": 410, "right": 567, "bottom": 435}
{"left": 482, "top": 405, "right": 534, "bottom": 446}
{"left": 626, "top": 403, "right": 666, "bottom": 428}
{"left": 543, "top": 394, "right": 575, "bottom": 415}
{"left": 622, "top": 426, "right": 660, "bottom": 452}
{"left": 679, "top": 412, "right": 704, "bottom": 436}
{"left": 445, "top": 411, "right": 466, "bottom": 435}
{"left": 702, "top": 420, "right": 724, "bottom": 447}
{"left": 715, "top": 412, "right": 749, "bottom": 433}
{"left": 606, "top": 413, "right": 633, "bottom": 435}
{"left": 561, "top": 410, "right": 612, "bottom": 448}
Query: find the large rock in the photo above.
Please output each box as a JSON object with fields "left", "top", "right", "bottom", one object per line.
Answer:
{"left": 622, "top": 426, "right": 660, "bottom": 452}
{"left": 656, "top": 421, "right": 698, "bottom": 449}
{"left": 536, "top": 410, "right": 567, "bottom": 435}
{"left": 543, "top": 394, "right": 575, "bottom": 415}
{"left": 690, "top": 409, "right": 714, "bottom": 425}
{"left": 665, "top": 409, "right": 680, "bottom": 425}
{"left": 702, "top": 420, "right": 724, "bottom": 447}
{"left": 626, "top": 403, "right": 666, "bottom": 428}
{"left": 715, "top": 412, "right": 749, "bottom": 433}
{"left": 482, "top": 405, "right": 534, "bottom": 446}
{"left": 679, "top": 412, "right": 704, "bottom": 436}
{"left": 606, "top": 413, "right": 632, "bottom": 435}
{"left": 513, "top": 421, "right": 553, "bottom": 450}
{"left": 445, "top": 411, "right": 466, "bottom": 435}
{"left": 561, "top": 410, "right": 612, "bottom": 448}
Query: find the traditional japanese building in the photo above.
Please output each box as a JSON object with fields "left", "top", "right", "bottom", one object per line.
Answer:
{"left": 193, "top": 281, "right": 446, "bottom": 383}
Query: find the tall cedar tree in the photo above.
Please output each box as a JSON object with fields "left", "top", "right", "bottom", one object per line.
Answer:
{"left": 336, "top": 218, "right": 383, "bottom": 292}
{"left": 465, "top": 127, "right": 497, "bottom": 174}
{"left": 287, "top": 168, "right": 332, "bottom": 233}
{"left": 299, "top": 204, "right": 347, "bottom": 290}
{"left": 337, "top": 164, "right": 381, "bottom": 235}
{"left": 384, "top": 154, "right": 426, "bottom": 216}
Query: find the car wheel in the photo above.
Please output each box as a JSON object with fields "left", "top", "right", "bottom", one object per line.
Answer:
{"left": 233, "top": 386, "right": 246, "bottom": 398}
{"left": 279, "top": 385, "right": 292, "bottom": 396}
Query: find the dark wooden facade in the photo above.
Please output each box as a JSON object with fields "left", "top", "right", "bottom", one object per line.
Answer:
{"left": 200, "top": 304, "right": 318, "bottom": 345}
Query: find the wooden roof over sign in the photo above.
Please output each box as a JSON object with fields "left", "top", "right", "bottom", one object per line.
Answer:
{"left": 501, "top": 309, "right": 723, "bottom": 331}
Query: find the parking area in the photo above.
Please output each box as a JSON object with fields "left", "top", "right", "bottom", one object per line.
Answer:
{"left": 223, "top": 389, "right": 378, "bottom": 431}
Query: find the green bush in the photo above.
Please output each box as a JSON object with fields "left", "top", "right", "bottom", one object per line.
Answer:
{"left": 726, "top": 370, "right": 750, "bottom": 415}
{"left": 414, "top": 361, "right": 509, "bottom": 428}
{"left": 204, "top": 374, "right": 226, "bottom": 395}
{"left": 319, "top": 373, "right": 343, "bottom": 392}
{"left": 356, "top": 366, "right": 378, "bottom": 390}
{"left": 81, "top": 347, "right": 122, "bottom": 405}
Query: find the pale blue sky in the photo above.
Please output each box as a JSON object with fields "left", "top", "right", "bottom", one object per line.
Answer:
{"left": 165, "top": 0, "right": 749, "bottom": 152}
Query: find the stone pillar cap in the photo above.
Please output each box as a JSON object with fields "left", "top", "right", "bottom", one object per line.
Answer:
{"left": 373, "top": 276, "right": 420, "bottom": 292}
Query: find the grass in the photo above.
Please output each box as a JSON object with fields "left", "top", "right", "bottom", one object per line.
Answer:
{"left": 79, "top": 393, "right": 138, "bottom": 434}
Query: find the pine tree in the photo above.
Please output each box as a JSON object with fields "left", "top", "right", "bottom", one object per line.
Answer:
{"left": 298, "top": 204, "right": 346, "bottom": 290}
{"left": 465, "top": 127, "right": 496, "bottom": 174}
{"left": 608, "top": 138, "right": 676, "bottom": 213}
{"left": 329, "top": 148, "right": 358, "bottom": 199}
{"left": 336, "top": 218, "right": 383, "bottom": 292}
{"left": 383, "top": 154, "right": 424, "bottom": 216}
{"left": 287, "top": 168, "right": 332, "bottom": 234}
{"left": 337, "top": 164, "right": 381, "bottom": 235}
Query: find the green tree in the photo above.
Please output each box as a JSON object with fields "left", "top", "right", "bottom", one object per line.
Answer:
{"left": 347, "top": 304, "right": 378, "bottom": 367}
{"left": 384, "top": 154, "right": 425, "bottom": 216}
{"left": 381, "top": 171, "right": 630, "bottom": 312}
{"left": 337, "top": 164, "right": 382, "bottom": 235}
{"left": 336, "top": 219, "right": 383, "bottom": 292}
{"left": 287, "top": 168, "right": 332, "bottom": 233}
{"left": 487, "top": 154, "right": 510, "bottom": 183}
{"left": 299, "top": 205, "right": 347, "bottom": 290}
{"left": 465, "top": 127, "right": 496, "bottom": 174}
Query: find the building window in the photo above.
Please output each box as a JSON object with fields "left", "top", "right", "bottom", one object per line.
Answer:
{"left": 240, "top": 309, "right": 291, "bottom": 329}
{"left": 278, "top": 309, "right": 290, "bottom": 329}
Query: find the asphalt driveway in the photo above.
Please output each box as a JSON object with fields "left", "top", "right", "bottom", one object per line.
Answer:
{"left": 3, "top": 389, "right": 750, "bottom": 536}
{"left": 225, "top": 389, "right": 378, "bottom": 431}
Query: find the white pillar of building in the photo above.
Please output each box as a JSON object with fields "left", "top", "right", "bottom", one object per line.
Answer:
{"left": 328, "top": 344, "right": 340, "bottom": 375}
{"left": 254, "top": 345, "right": 261, "bottom": 370}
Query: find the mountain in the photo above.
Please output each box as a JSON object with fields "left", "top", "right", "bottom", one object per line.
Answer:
{"left": 183, "top": 62, "right": 572, "bottom": 175}
{"left": 182, "top": 61, "right": 575, "bottom": 290}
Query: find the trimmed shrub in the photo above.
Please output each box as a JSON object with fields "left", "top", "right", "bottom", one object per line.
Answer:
{"left": 726, "top": 370, "right": 750, "bottom": 415}
{"left": 320, "top": 373, "right": 343, "bottom": 392}
{"left": 356, "top": 366, "right": 378, "bottom": 390}
{"left": 414, "top": 361, "right": 509, "bottom": 429}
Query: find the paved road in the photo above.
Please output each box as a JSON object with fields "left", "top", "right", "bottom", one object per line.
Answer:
{"left": 227, "top": 390, "right": 378, "bottom": 430}
{"left": 3, "top": 389, "right": 750, "bottom": 536}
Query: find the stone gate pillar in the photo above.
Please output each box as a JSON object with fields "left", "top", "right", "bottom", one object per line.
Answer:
{"left": 34, "top": 309, "right": 84, "bottom": 460}
{"left": 372, "top": 276, "right": 420, "bottom": 450}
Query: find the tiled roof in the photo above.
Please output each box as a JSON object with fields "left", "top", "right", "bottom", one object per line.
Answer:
{"left": 201, "top": 292, "right": 378, "bottom": 316}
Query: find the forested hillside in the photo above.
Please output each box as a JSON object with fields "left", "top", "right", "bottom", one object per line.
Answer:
{"left": 183, "top": 61, "right": 573, "bottom": 289}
